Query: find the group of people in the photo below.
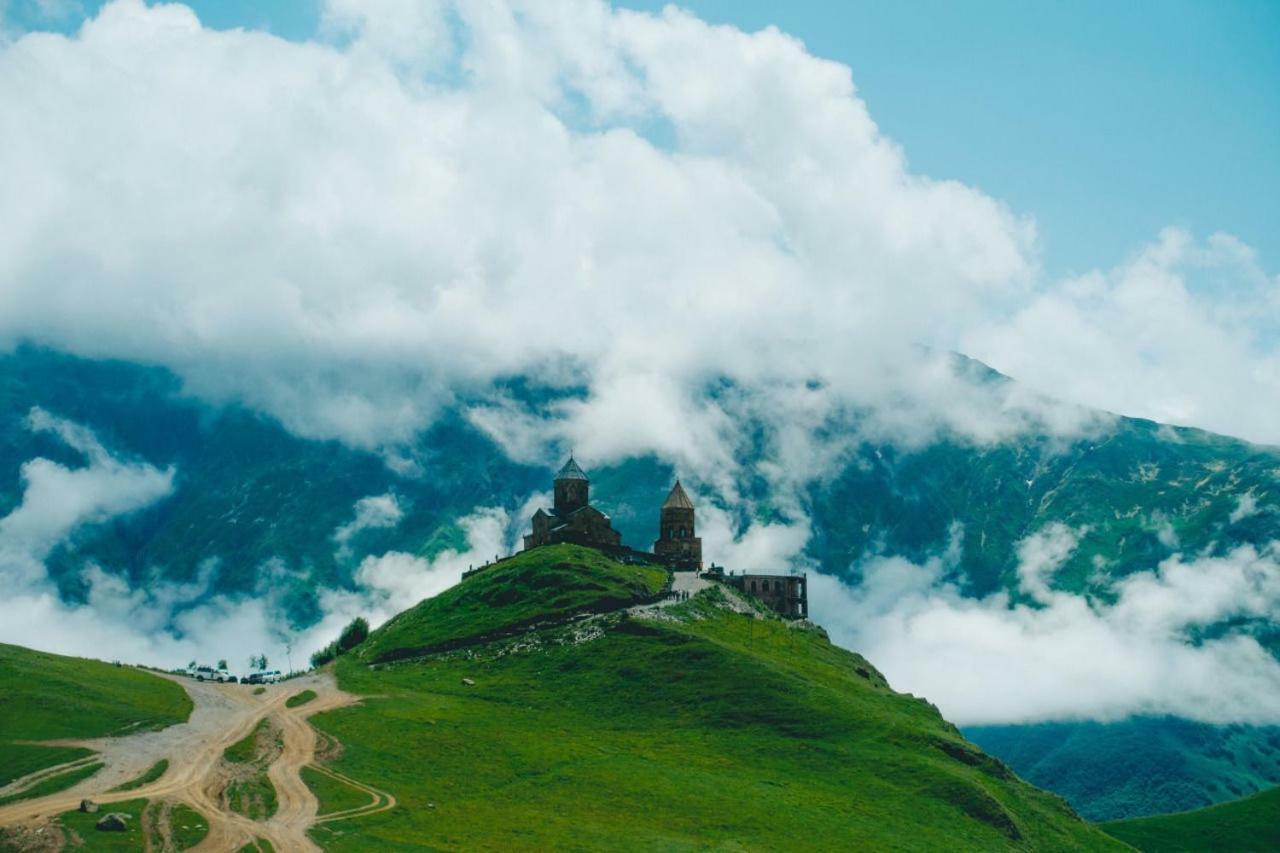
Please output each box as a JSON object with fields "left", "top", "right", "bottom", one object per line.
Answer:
{"left": 666, "top": 589, "right": 691, "bottom": 602}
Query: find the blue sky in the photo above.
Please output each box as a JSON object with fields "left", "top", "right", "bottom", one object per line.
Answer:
{"left": 6, "top": 0, "right": 1277, "bottom": 277}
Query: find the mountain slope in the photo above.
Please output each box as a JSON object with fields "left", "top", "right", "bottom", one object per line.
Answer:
{"left": 966, "top": 718, "right": 1280, "bottom": 821}
{"left": 3, "top": 345, "right": 1279, "bottom": 821}
{"left": 359, "top": 544, "right": 668, "bottom": 662}
{"left": 809, "top": 414, "right": 1280, "bottom": 598}
{"left": 306, "top": 545, "right": 1122, "bottom": 850}
{"left": 0, "top": 643, "right": 192, "bottom": 793}
{"left": 4, "top": 346, "right": 1278, "bottom": 611}
{"left": 1102, "top": 785, "right": 1280, "bottom": 851}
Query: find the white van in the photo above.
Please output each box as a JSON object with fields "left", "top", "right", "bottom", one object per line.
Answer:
{"left": 190, "top": 664, "right": 219, "bottom": 682}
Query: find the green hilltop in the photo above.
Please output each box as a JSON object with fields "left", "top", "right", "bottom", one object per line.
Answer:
{"left": 1102, "top": 785, "right": 1280, "bottom": 852}
{"left": 308, "top": 545, "right": 1123, "bottom": 850}
{"left": 358, "top": 545, "right": 669, "bottom": 663}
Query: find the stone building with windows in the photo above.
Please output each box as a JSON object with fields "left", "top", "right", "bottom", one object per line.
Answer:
{"left": 716, "top": 570, "right": 808, "bottom": 619}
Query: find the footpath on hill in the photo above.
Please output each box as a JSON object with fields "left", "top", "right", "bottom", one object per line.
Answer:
{"left": 0, "top": 672, "right": 392, "bottom": 851}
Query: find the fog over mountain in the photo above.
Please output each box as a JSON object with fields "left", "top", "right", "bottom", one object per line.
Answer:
{"left": 0, "top": 0, "right": 1277, "bottom": 736}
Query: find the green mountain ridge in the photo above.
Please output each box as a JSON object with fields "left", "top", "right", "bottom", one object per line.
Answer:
{"left": 2, "top": 345, "right": 1279, "bottom": 821}
{"left": 966, "top": 718, "right": 1280, "bottom": 822}
{"left": 2, "top": 551, "right": 1276, "bottom": 850}
{"left": 307, "top": 545, "right": 1124, "bottom": 850}
{"left": 1102, "top": 785, "right": 1280, "bottom": 852}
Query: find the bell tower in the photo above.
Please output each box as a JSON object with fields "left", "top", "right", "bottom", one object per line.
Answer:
{"left": 654, "top": 480, "right": 702, "bottom": 570}
{"left": 553, "top": 456, "right": 590, "bottom": 515}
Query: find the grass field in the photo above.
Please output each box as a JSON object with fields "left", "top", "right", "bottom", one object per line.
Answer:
{"left": 223, "top": 719, "right": 280, "bottom": 821}
{"left": 300, "top": 765, "right": 372, "bottom": 816}
{"left": 47, "top": 798, "right": 209, "bottom": 851}
{"left": 110, "top": 759, "right": 169, "bottom": 793}
{"left": 0, "top": 744, "right": 93, "bottom": 788}
{"left": 1102, "top": 785, "right": 1280, "bottom": 851}
{"left": 285, "top": 689, "right": 317, "bottom": 708}
{"left": 53, "top": 796, "right": 149, "bottom": 850}
{"left": 0, "top": 762, "right": 103, "bottom": 807}
{"left": 166, "top": 802, "right": 210, "bottom": 849}
{"left": 307, "top": 546, "right": 1123, "bottom": 850}
{"left": 0, "top": 643, "right": 192, "bottom": 792}
{"left": 357, "top": 544, "right": 668, "bottom": 663}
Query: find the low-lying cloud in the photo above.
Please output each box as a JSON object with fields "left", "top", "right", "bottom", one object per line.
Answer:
{"left": 968, "top": 229, "right": 1280, "bottom": 445}
{"left": 0, "top": 410, "right": 511, "bottom": 672}
{"left": 0, "top": 407, "right": 174, "bottom": 586}
{"left": 0, "top": 0, "right": 1152, "bottom": 471}
{"left": 333, "top": 492, "right": 406, "bottom": 558}
{"left": 812, "top": 524, "right": 1280, "bottom": 725}
{"left": 2, "top": 408, "right": 1277, "bottom": 729}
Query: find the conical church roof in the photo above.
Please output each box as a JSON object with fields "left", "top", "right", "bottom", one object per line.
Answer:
{"left": 663, "top": 480, "right": 694, "bottom": 509}
{"left": 555, "top": 456, "right": 589, "bottom": 481}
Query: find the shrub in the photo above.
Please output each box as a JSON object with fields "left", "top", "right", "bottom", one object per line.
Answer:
{"left": 310, "top": 616, "right": 369, "bottom": 668}
{"left": 338, "top": 617, "right": 370, "bottom": 652}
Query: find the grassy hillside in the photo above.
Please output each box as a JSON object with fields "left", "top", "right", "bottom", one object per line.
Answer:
{"left": 967, "top": 718, "right": 1280, "bottom": 821}
{"left": 357, "top": 544, "right": 668, "bottom": 662}
{"left": 4, "top": 346, "right": 1278, "bottom": 820}
{"left": 222, "top": 719, "right": 280, "bottom": 822}
{"left": 308, "top": 547, "right": 1122, "bottom": 850}
{"left": 1102, "top": 785, "right": 1280, "bottom": 851}
{"left": 0, "top": 643, "right": 192, "bottom": 789}
{"left": 6, "top": 346, "right": 1277, "bottom": 617}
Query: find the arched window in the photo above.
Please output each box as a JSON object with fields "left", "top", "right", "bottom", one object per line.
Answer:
{"left": 750, "top": 580, "right": 757, "bottom": 592}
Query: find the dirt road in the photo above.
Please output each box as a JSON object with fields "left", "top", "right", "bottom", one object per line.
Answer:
{"left": 0, "top": 673, "right": 392, "bottom": 851}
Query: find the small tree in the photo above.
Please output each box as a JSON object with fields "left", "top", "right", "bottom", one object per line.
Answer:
{"left": 310, "top": 645, "right": 336, "bottom": 668}
{"left": 257, "top": 654, "right": 269, "bottom": 671}
{"left": 337, "top": 617, "right": 369, "bottom": 653}
{"left": 217, "top": 658, "right": 228, "bottom": 670}
{"left": 187, "top": 660, "right": 196, "bottom": 670}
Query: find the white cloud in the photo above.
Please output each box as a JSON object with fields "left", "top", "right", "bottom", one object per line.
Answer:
{"left": 0, "top": 409, "right": 513, "bottom": 670}
{"left": 0, "top": 407, "right": 174, "bottom": 585}
{"left": 333, "top": 492, "right": 405, "bottom": 557}
{"left": 812, "top": 526, "right": 1280, "bottom": 725}
{"left": 968, "top": 229, "right": 1280, "bottom": 445}
{"left": 0, "top": 0, "right": 1044, "bottom": 471}
{"left": 1231, "top": 492, "right": 1260, "bottom": 524}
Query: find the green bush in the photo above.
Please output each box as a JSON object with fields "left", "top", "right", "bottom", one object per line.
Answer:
{"left": 311, "top": 616, "right": 370, "bottom": 668}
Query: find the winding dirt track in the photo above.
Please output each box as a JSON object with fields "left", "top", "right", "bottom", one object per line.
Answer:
{"left": 0, "top": 673, "right": 394, "bottom": 851}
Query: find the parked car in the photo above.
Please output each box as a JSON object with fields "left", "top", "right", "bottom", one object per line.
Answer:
{"left": 190, "top": 664, "right": 218, "bottom": 682}
{"left": 187, "top": 664, "right": 233, "bottom": 683}
{"left": 264, "top": 670, "right": 282, "bottom": 684}
{"left": 245, "top": 672, "right": 264, "bottom": 685}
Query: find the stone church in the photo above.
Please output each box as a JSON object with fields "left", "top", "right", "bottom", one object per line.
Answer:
{"left": 522, "top": 457, "right": 702, "bottom": 571}
{"left": 521, "top": 456, "right": 806, "bottom": 619}
{"left": 522, "top": 457, "right": 624, "bottom": 552}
